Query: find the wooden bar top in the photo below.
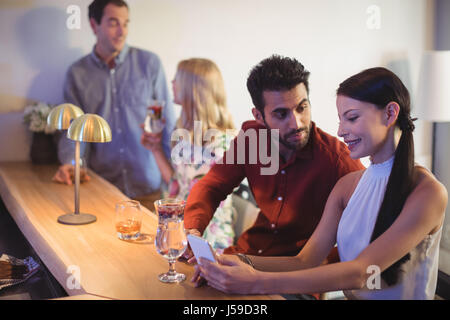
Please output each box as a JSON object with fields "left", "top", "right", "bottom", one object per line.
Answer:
{"left": 0, "top": 162, "right": 282, "bottom": 300}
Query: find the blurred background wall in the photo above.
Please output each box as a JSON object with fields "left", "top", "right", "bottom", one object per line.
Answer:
{"left": 0, "top": 0, "right": 434, "bottom": 166}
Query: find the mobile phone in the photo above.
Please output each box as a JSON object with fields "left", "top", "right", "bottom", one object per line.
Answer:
{"left": 187, "top": 234, "right": 217, "bottom": 264}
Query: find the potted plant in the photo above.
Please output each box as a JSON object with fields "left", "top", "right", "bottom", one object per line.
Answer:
{"left": 23, "top": 102, "right": 58, "bottom": 164}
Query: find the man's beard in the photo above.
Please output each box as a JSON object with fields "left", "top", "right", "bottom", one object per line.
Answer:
{"left": 263, "top": 119, "right": 311, "bottom": 151}
{"left": 279, "top": 127, "right": 310, "bottom": 151}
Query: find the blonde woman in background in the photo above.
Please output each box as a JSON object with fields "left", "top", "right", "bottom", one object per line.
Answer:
{"left": 141, "top": 58, "right": 236, "bottom": 251}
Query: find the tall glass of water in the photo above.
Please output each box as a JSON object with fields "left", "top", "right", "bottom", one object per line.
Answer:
{"left": 154, "top": 198, "right": 187, "bottom": 283}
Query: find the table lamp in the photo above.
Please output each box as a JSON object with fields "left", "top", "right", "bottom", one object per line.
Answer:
{"left": 416, "top": 50, "right": 450, "bottom": 172}
{"left": 57, "top": 113, "right": 112, "bottom": 225}
{"left": 47, "top": 103, "right": 84, "bottom": 130}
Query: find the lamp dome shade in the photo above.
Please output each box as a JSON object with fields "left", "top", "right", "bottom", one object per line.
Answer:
{"left": 47, "top": 103, "right": 84, "bottom": 130}
{"left": 67, "top": 113, "right": 112, "bottom": 143}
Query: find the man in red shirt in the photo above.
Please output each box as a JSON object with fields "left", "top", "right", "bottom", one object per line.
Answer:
{"left": 184, "top": 55, "right": 364, "bottom": 260}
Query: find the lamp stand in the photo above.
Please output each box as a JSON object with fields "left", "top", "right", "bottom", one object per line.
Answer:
{"left": 57, "top": 140, "right": 97, "bottom": 225}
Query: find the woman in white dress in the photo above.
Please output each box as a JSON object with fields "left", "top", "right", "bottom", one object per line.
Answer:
{"left": 194, "top": 67, "right": 448, "bottom": 299}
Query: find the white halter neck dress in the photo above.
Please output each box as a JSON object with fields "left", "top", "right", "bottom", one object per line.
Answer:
{"left": 336, "top": 156, "right": 442, "bottom": 300}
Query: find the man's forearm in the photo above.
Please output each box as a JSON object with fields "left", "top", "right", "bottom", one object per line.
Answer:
{"left": 184, "top": 181, "right": 224, "bottom": 233}
{"left": 184, "top": 167, "right": 244, "bottom": 232}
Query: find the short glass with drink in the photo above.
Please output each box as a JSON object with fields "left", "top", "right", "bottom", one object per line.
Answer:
{"left": 144, "top": 100, "right": 165, "bottom": 134}
{"left": 154, "top": 198, "right": 187, "bottom": 283}
{"left": 115, "top": 200, "right": 142, "bottom": 241}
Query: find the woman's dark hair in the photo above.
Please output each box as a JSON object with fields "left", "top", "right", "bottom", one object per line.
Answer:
{"left": 88, "top": 0, "right": 128, "bottom": 24}
{"left": 246, "top": 55, "right": 310, "bottom": 117}
{"left": 337, "top": 67, "right": 416, "bottom": 286}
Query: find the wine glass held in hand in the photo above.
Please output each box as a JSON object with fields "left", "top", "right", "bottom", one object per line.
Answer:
{"left": 144, "top": 100, "right": 165, "bottom": 134}
{"left": 154, "top": 198, "right": 188, "bottom": 283}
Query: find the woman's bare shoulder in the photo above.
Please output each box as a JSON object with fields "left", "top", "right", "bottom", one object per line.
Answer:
{"left": 334, "top": 169, "right": 366, "bottom": 208}
{"left": 340, "top": 169, "right": 365, "bottom": 184}
{"left": 412, "top": 166, "right": 448, "bottom": 201}
{"left": 410, "top": 166, "right": 448, "bottom": 231}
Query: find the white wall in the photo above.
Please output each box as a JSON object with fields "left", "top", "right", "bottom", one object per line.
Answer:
{"left": 0, "top": 0, "right": 433, "bottom": 167}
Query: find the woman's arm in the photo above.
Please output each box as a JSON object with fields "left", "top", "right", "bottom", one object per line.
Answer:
{"left": 197, "top": 174, "right": 354, "bottom": 292}
{"left": 243, "top": 173, "right": 352, "bottom": 272}
{"left": 152, "top": 148, "right": 174, "bottom": 184}
{"left": 200, "top": 256, "right": 363, "bottom": 295}
{"left": 266, "top": 174, "right": 447, "bottom": 295}
{"left": 140, "top": 126, "right": 174, "bottom": 184}
{"left": 192, "top": 172, "right": 351, "bottom": 287}
{"left": 351, "top": 172, "right": 447, "bottom": 277}
{"left": 199, "top": 172, "right": 447, "bottom": 295}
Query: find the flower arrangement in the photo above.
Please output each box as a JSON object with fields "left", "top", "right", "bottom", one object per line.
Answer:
{"left": 23, "top": 102, "right": 55, "bottom": 134}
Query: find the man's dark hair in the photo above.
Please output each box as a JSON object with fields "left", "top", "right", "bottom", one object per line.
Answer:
{"left": 246, "top": 55, "right": 310, "bottom": 115}
{"left": 88, "top": 0, "right": 128, "bottom": 24}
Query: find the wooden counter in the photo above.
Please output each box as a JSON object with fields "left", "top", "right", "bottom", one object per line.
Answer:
{"left": 0, "top": 162, "right": 282, "bottom": 300}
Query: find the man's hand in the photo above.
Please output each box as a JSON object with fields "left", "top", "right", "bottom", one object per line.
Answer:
{"left": 52, "top": 164, "right": 90, "bottom": 185}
